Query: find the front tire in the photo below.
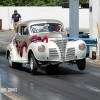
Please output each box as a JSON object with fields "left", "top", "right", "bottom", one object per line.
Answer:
{"left": 30, "top": 53, "right": 38, "bottom": 75}
{"left": 8, "top": 52, "right": 22, "bottom": 69}
{"left": 76, "top": 58, "right": 86, "bottom": 70}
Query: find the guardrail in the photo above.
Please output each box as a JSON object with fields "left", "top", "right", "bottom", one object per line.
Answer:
{"left": 68, "top": 37, "right": 97, "bottom": 46}
{"left": 0, "top": 75, "right": 2, "bottom": 100}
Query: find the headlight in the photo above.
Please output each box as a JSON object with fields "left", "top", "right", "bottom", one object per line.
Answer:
{"left": 79, "top": 43, "right": 86, "bottom": 50}
{"left": 38, "top": 45, "right": 45, "bottom": 52}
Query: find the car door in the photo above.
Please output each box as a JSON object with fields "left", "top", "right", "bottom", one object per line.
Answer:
{"left": 15, "top": 25, "right": 30, "bottom": 61}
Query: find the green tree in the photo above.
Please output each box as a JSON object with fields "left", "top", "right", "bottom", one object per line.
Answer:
{"left": 0, "top": 0, "right": 89, "bottom": 6}
{"left": 79, "top": 0, "right": 89, "bottom": 3}
{"left": 2, "top": 0, "right": 15, "bottom": 6}
{"left": 33, "top": 0, "right": 46, "bottom": 6}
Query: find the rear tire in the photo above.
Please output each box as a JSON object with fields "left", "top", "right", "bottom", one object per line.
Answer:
{"left": 29, "top": 53, "right": 38, "bottom": 75}
{"left": 76, "top": 58, "right": 86, "bottom": 70}
{"left": 8, "top": 52, "right": 22, "bottom": 69}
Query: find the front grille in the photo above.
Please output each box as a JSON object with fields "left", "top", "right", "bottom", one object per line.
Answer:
{"left": 66, "top": 48, "right": 75, "bottom": 57}
{"left": 53, "top": 38, "right": 67, "bottom": 61}
{"left": 49, "top": 48, "right": 59, "bottom": 57}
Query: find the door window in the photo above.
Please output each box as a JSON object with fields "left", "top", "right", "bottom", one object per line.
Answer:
{"left": 20, "top": 26, "right": 28, "bottom": 35}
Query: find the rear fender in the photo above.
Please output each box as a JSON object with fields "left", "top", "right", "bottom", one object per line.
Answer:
{"left": 7, "top": 43, "right": 18, "bottom": 61}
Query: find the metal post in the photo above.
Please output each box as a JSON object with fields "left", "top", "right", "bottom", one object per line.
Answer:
{"left": 99, "top": 0, "right": 100, "bottom": 59}
{"left": 0, "top": 75, "right": 2, "bottom": 100}
{"left": 8, "top": 9, "right": 10, "bottom": 30}
{"left": 96, "top": 23, "right": 100, "bottom": 59}
{"left": 69, "top": 0, "right": 79, "bottom": 37}
{"left": 89, "top": 0, "right": 99, "bottom": 58}
{"left": 0, "top": 19, "right": 2, "bottom": 30}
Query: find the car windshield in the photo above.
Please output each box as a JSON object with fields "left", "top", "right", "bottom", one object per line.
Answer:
{"left": 30, "top": 23, "right": 63, "bottom": 33}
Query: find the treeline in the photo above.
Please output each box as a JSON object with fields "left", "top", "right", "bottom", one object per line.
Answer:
{"left": 0, "top": 0, "right": 89, "bottom": 6}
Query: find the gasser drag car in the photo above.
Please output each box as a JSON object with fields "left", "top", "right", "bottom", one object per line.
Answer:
{"left": 6, "top": 19, "right": 86, "bottom": 74}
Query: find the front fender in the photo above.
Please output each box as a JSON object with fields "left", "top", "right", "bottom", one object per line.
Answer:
{"left": 67, "top": 40, "right": 86, "bottom": 59}
{"left": 27, "top": 41, "right": 60, "bottom": 61}
{"left": 27, "top": 42, "right": 49, "bottom": 61}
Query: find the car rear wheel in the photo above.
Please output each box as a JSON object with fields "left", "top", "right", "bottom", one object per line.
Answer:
{"left": 30, "top": 53, "right": 38, "bottom": 75}
{"left": 8, "top": 52, "right": 22, "bottom": 69}
{"left": 76, "top": 58, "right": 86, "bottom": 70}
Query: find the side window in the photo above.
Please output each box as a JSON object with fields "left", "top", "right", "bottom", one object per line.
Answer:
{"left": 20, "top": 26, "right": 28, "bottom": 35}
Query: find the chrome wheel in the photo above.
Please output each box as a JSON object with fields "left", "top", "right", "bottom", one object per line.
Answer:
{"left": 29, "top": 54, "right": 38, "bottom": 75}
{"left": 8, "top": 53, "right": 12, "bottom": 67}
{"left": 30, "top": 57, "right": 33, "bottom": 71}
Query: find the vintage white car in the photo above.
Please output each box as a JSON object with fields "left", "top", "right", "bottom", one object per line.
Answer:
{"left": 6, "top": 19, "right": 86, "bottom": 74}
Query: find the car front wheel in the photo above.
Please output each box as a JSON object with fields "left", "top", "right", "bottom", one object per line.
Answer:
{"left": 30, "top": 53, "right": 38, "bottom": 75}
{"left": 76, "top": 58, "right": 86, "bottom": 70}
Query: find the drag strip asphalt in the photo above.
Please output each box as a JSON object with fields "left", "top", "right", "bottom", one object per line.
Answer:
{"left": 0, "top": 30, "right": 100, "bottom": 100}
{"left": 0, "top": 48, "right": 100, "bottom": 100}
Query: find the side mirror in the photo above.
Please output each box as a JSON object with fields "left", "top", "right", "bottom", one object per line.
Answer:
{"left": 65, "top": 27, "right": 69, "bottom": 31}
{"left": 64, "top": 27, "right": 69, "bottom": 35}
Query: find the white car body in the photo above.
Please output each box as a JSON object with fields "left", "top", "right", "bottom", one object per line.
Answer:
{"left": 6, "top": 19, "right": 86, "bottom": 74}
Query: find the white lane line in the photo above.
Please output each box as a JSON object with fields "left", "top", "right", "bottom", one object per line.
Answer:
{"left": 0, "top": 41, "right": 9, "bottom": 44}
{"left": 89, "top": 72, "right": 100, "bottom": 78}
{"left": 0, "top": 57, "right": 7, "bottom": 61}
{"left": 85, "top": 85, "right": 100, "bottom": 93}
{"left": 0, "top": 64, "right": 7, "bottom": 67}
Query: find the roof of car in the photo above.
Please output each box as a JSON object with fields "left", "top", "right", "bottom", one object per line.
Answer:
{"left": 20, "top": 19, "right": 63, "bottom": 26}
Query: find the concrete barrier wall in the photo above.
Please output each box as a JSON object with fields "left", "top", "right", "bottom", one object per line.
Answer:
{"left": 0, "top": 7, "right": 89, "bottom": 30}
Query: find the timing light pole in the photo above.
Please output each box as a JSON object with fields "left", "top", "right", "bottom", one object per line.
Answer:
{"left": 69, "top": 0, "right": 79, "bottom": 37}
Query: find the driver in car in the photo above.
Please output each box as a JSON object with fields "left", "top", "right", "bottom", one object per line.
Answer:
{"left": 48, "top": 26, "right": 53, "bottom": 31}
